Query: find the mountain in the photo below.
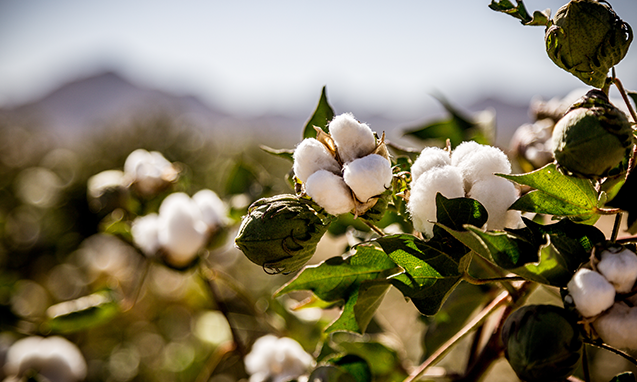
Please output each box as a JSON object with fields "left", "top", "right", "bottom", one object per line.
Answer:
{"left": 0, "top": 71, "right": 532, "bottom": 149}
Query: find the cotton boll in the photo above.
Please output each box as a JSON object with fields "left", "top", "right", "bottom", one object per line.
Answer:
{"left": 411, "top": 147, "right": 451, "bottom": 183}
{"left": 193, "top": 189, "right": 227, "bottom": 231}
{"left": 305, "top": 170, "right": 355, "bottom": 216}
{"left": 244, "top": 335, "right": 314, "bottom": 382}
{"left": 597, "top": 247, "right": 637, "bottom": 293}
{"left": 292, "top": 138, "right": 341, "bottom": 183}
{"left": 408, "top": 165, "right": 464, "bottom": 238}
{"left": 567, "top": 268, "right": 616, "bottom": 317}
{"left": 328, "top": 113, "right": 376, "bottom": 164}
{"left": 124, "top": 149, "right": 177, "bottom": 196}
{"left": 451, "top": 141, "right": 512, "bottom": 191}
{"left": 158, "top": 193, "right": 208, "bottom": 267}
{"left": 343, "top": 154, "right": 392, "bottom": 202}
{"left": 593, "top": 302, "right": 637, "bottom": 350}
{"left": 468, "top": 177, "right": 519, "bottom": 230}
{"left": 131, "top": 213, "right": 161, "bottom": 257}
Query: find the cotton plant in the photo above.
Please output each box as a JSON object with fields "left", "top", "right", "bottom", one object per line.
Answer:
{"left": 131, "top": 189, "right": 228, "bottom": 269}
{"left": 244, "top": 335, "right": 314, "bottom": 382}
{"left": 408, "top": 141, "right": 522, "bottom": 238}
{"left": 3, "top": 336, "right": 87, "bottom": 382}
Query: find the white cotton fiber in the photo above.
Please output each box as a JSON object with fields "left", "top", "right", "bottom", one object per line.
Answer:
{"left": 343, "top": 154, "right": 392, "bottom": 202}
{"left": 567, "top": 268, "right": 616, "bottom": 317}
{"left": 411, "top": 147, "right": 451, "bottom": 183}
{"left": 407, "top": 165, "right": 464, "bottom": 238}
{"left": 597, "top": 247, "right": 637, "bottom": 293}
{"left": 293, "top": 138, "right": 341, "bottom": 183}
{"left": 593, "top": 302, "right": 637, "bottom": 350}
{"left": 158, "top": 193, "right": 208, "bottom": 267}
{"left": 328, "top": 113, "right": 376, "bottom": 164}
{"left": 131, "top": 213, "right": 161, "bottom": 257}
{"left": 305, "top": 170, "right": 355, "bottom": 215}
{"left": 451, "top": 141, "right": 512, "bottom": 191}
{"left": 468, "top": 177, "right": 519, "bottom": 231}
{"left": 193, "top": 189, "right": 227, "bottom": 231}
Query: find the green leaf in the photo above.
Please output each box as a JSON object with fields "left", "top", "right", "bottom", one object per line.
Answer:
{"left": 304, "top": 86, "right": 335, "bottom": 139}
{"left": 336, "top": 341, "right": 407, "bottom": 380}
{"left": 434, "top": 194, "right": 488, "bottom": 234}
{"left": 465, "top": 226, "right": 540, "bottom": 269}
{"left": 259, "top": 145, "right": 294, "bottom": 162}
{"left": 310, "top": 366, "right": 358, "bottom": 382}
{"left": 275, "top": 245, "right": 399, "bottom": 334}
{"left": 44, "top": 290, "right": 120, "bottom": 333}
{"left": 489, "top": 0, "right": 550, "bottom": 26}
{"left": 500, "top": 163, "right": 599, "bottom": 222}
{"left": 328, "top": 355, "right": 372, "bottom": 382}
{"left": 326, "top": 282, "right": 390, "bottom": 334}
{"left": 610, "top": 372, "right": 636, "bottom": 382}
{"left": 224, "top": 158, "right": 259, "bottom": 196}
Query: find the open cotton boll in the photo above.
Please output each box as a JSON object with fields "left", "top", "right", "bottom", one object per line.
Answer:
{"left": 292, "top": 138, "right": 341, "bottom": 183}
{"left": 193, "top": 189, "right": 227, "bottom": 231}
{"left": 343, "top": 154, "right": 392, "bottom": 202}
{"left": 411, "top": 147, "right": 451, "bottom": 183}
{"left": 593, "top": 302, "right": 637, "bottom": 350}
{"left": 451, "top": 141, "right": 512, "bottom": 191}
{"left": 158, "top": 193, "right": 208, "bottom": 267}
{"left": 124, "top": 149, "right": 176, "bottom": 195}
{"left": 567, "top": 268, "right": 616, "bottom": 317}
{"left": 468, "top": 177, "right": 519, "bottom": 230}
{"left": 328, "top": 113, "right": 376, "bottom": 164}
{"left": 244, "top": 335, "right": 314, "bottom": 382}
{"left": 131, "top": 213, "right": 161, "bottom": 257}
{"left": 597, "top": 247, "right": 637, "bottom": 293}
{"left": 305, "top": 170, "right": 355, "bottom": 215}
{"left": 408, "top": 165, "right": 464, "bottom": 238}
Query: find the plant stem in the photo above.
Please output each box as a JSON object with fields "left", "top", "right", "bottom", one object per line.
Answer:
{"left": 121, "top": 258, "right": 151, "bottom": 312}
{"left": 362, "top": 219, "right": 386, "bottom": 236}
{"left": 613, "top": 77, "right": 637, "bottom": 126}
{"left": 611, "top": 213, "right": 623, "bottom": 242}
{"left": 462, "top": 273, "right": 525, "bottom": 286}
{"left": 402, "top": 290, "right": 511, "bottom": 382}
{"left": 583, "top": 338, "right": 637, "bottom": 367}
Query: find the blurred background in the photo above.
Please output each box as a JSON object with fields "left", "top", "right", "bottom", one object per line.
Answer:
{"left": 1, "top": 1, "right": 637, "bottom": 381}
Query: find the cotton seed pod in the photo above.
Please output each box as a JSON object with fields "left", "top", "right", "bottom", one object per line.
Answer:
{"left": 552, "top": 90, "right": 634, "bottom": 179}
{"left": 597, "top": 246, "right": 637, "bottom": 293}
{"left": 502, "top": 304, "right": 583, "bottom": 382}
{"left": 234, "top": 194, "right": 331, "bottom": 274}
{"left": 545, "top": 0, "right": 633, "bottom": 88}
{"left": 567, "top": 268, "right": 616, "bottom": 317}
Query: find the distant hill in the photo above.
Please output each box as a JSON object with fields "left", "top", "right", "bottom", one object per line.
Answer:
{"left": 0, "top": 71, "right": 533, "bottom": 149}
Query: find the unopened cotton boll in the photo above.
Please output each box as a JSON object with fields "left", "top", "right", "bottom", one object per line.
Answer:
{"left": 193, "top": 189, "right": 227, "bottom": 231}
{"left": 244, "top": 335, "right": 314, "bottom": 382}
{"left": 567, "top": 268, "right": 616, "bottom": 317}
{"left": 451, "top": 141, "right": 511, "bottom": 191}
{"left": 305, "top": 170, "right": 355, "bottom": 216}
{"left": 468, "top": 177, "right": 519, "bottom": 230}
{"left": 328, "top": 113, "right": 376, "bottom": 164}
{"left": 597, "top": 247, "right": 637, "bottom": 293}
{"left": 292, "top": 138, "right": 340, "bottom": 183}
{"left": 408, "top": 165, "right": 464, "bottom": 238}
{"left": 593, "top": 302, "right": 637, "bottom": 349}
{"left": 131, "top": 213, "right": 160, "bottom": 257}
{"left": 343, "top": 154, "right": 392, "bottom": 202}
{"left": 411, "top": 147, "right": 451, "bottom": 183}
{"left": 4, "top": 335, "right": 87, "bottom": 382}
{"left": 158, "top": 193, "right": 208, "bottom": 267}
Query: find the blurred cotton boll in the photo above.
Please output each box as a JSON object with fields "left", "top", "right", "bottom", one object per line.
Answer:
{"left": 123, "top": 149, "right": 178, "bottom": 197}
{"left": 131, "top": 213, "right": 161, "bottom": 258}
{"left": 157, "top": 193, "right": 208, "bottom": 268}
{"left": 86, "top": 170, "right": 128, "bottom": 213}
{"left": 4, "top": 336, "right": 87, "bottom": 382}
{"left": 192, "top": 189, "right": 228, "bottom": 232}
{"left": 244, "top": 335, "right": 314, "bottom": 382}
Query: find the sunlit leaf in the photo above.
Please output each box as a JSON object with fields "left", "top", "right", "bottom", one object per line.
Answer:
{"left": 259, "top": 145, "right": 294, "bottom": 162}
{"left": 326, "top": 282, "right": 390, "bottom": 334}
{"left": 45, "top": 290, "right": 120, "bottom": 333}
{"left": 304, "top": 86, "right": 335, "bottom": 139}
{"left": 336, "top": 341, "right": 407, "bottom": 380}
{"left": 500, "top": 163, "right": 599, "bottom": 223}
{"left": 327, "top": 355, "right": 372, "bottom": 382}
{"left": 489, "top": 0, "right": 550, "bottom": 26}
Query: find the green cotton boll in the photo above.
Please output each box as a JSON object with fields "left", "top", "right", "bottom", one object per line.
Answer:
{"left": 502, "top": 305, "right": 583, "bottom": 382}
{"left": 545, "top": 0, "right": 633, "bottom": 88}
{"left": 552, "top": 90, "right": 634, "bottom": 179}
{"left": 234, "top": 194, "right": 332, "bottom": 274}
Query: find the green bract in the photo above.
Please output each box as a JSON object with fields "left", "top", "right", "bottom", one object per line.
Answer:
{"left": 234, "top": 194, "right": 332, "bottom": 274}
{"left": 502, "top": 304, "right": 583, "bottom": 382}
{"left": 545, "top": 0, "right": 633, "bottom": 88}
{"left": 552, "top": 90, "right": 634, "bottom": 179}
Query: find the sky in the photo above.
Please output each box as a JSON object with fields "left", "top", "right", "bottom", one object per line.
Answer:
{"left": 1, "top": 0, "right": 636, "bottom": 119}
